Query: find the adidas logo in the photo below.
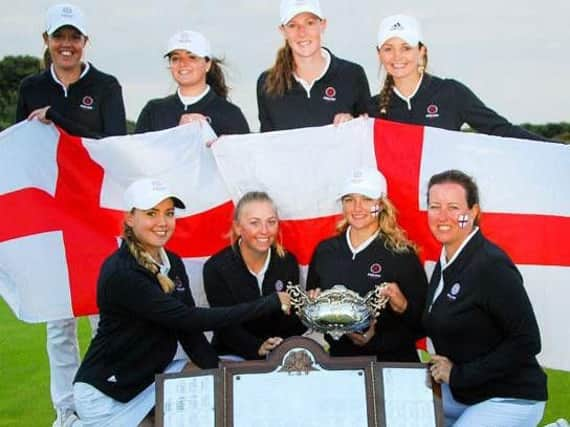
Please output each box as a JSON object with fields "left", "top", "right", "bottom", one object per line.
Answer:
{"left": 107, "top": 375, "right": 117, "bottom": 383}
{"left": 389, "top": 22, "right": 404, "bottom": 31}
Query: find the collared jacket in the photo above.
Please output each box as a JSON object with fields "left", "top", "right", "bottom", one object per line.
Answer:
{"left": 135, "top": 89, "right": 249, "bottom": 135}
{"left": 16, "top": 63, "right": 126, "bottom": 138}
{"left": 203, "top": 245, "right": 306, "bottom": 360}
{"left": 367, "top": 74, "right": 548, "bottom": 141}
{"left": 306, "top": 233, "right": 428, "bottom": 362}
{"left": 256, "top": 49, "right": 370, "bottom": 132}
{"left": 422, "top": 230, "right": 547, "bottom": 404}
{"left": 74, "top": 243, "right": 281, "bottom": 402}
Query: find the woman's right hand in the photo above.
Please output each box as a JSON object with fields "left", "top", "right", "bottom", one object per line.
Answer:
{"left": 179, "top": 113, "right": 208, "bottom": 126}
{"left": 258, "top": 337, "right": 284, "bottom": 357}
{"left": 307, "top": 288, "right": 321, "bottom": 300}
{"left": 277, "top": 292, "right": 291, "bottom": 314}
{"left": 27, "top": 106, "right": 52, "bottom": 124}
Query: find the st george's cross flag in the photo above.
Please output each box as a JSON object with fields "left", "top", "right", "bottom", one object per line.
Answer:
{"left": 0, "top": 118, "right": 569, "bottom": 370}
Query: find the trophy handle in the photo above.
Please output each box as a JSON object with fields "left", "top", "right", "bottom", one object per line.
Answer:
{"left": 364, "top": 282, "right": 390, "bottom": 317}
{"left": 286, "top": 282, "right": 310, "bottom": 311}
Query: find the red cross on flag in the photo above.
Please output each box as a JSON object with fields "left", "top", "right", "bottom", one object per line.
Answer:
{"left": 0, "top": 118, "right": 569, "bottom": 370}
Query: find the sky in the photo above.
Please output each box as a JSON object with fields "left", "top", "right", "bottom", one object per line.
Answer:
{"left": 1, "top": 1, "right": 569, "bottom": 130}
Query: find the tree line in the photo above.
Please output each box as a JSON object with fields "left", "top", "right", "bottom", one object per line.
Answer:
{"left": 1, "top": 55, "right": 568, "bottom": 141}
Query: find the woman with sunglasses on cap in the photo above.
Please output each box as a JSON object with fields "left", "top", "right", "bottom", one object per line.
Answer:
{"left": 135, "top": 30, "right": 249, "bottom": 136}
{"left": 15, "top": 4, "right": 127, "bottom": 426}
{"left": 16, "top": 3, "right": 126, "bottom": 139}
{"left": 73, "top": 179, "right": 291, "bottom": 426}
{"left": 306, "top": 167, "right": 428, "bottom": 362}
{"left": 256, "top": 0, "right": 370, "bottom": 132}
{"left": 203, "top": 191, "right": 306, "bottom": 361}
{"left": 423, "top": 169, "right": 546, "bottom": 426}
{"left": 368, "top": 14, "right": 550, "bottom": 141}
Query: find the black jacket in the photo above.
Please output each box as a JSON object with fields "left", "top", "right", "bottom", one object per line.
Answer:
{"left": 135, "top": 89, "right": 249, "bottom": 135}
{"left": 368, "top": 74, "right": 549, "bottom": 141}
{"left": 74, "top": 243, "right": 281, "bottom": 402}
{"left": 203, "top": 245, "right": 306, "bottom": 360}
{"left": 257, "top": 49, "right": 370, "bottom": 132}
{"left": 16, "top": 63, "right": 126, "bottom": 138}
{"left": 422, "top": 230, "right": 547, "bottom": 404}
{"left": 306, "top": 233, "right": 428, "bottom": 362}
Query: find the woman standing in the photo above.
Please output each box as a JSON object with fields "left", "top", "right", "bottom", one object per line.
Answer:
{"left": 424, "top": 169, "right": 547, "bottom": 426}
{"left": 306, "top": 168, "right": 427, "bottom": 361}
{"left": 204, "top": 191, "right": 306, "bottom": 360}
{"left": 73, "top": 179, "right": 291, "bottom": 426}
{"left": 16, "top": 4, "right": 126, "bottom": 139}
{"left": 256, "top": 0, "right": 370, "bottom": 132}
{"left": 135, "top": 30, "right": 249, "bottom": 135}
{"left": 15, "top": 4, "right": 126, "bottom": 426}
{"left": 368, "top": 14, "right": 549, "bottom": 141}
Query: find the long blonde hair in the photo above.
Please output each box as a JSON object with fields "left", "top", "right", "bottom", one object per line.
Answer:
{"left": 229, "top": 191, "right": 286, "bottom": 258}
{"left": 123, "top": 222, "right": 175, "bottom": 293}
{"left": 337, "top": 196, "right": 417, "bottom": 253}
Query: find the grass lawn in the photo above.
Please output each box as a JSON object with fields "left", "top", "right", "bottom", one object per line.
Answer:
{"left": 0, "top": 298, "right": 568, "bottom": 426}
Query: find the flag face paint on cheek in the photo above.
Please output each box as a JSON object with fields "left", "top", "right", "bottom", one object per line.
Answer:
{"left": 457, "top": 213, "right": 470, "bottom": 229}
{"left": 370, "top": 204, "right": 380, "bottom": 217}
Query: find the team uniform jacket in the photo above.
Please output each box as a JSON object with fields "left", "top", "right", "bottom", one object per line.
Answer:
{"left": 74, "top": 243, "right": 281, "bottom": 402}
{"left": 203, "top": 246, "right": 306, "bottom": 360}
{"left": 16, "top": 63, "right": 126, "bottom": 138}
{"left": 367, "top": 74, "right": 548, "bottom": 141}
{"left": 422, "top": 230, "right": 547, "bottom": 405}
{"left": 306, "top": 233, "right": 428, "bottom": 362}
{"left": 135, "top": 89, "right": 250, "bottom": 135}
{"left": 256, "top": 49, "right": 370, "bottom": 132}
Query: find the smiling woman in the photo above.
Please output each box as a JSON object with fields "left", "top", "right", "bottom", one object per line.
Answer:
{"left": 256, "top": 0, "right": 370, "bottom": 132}
{"left": 134, "top": 30, "right": 249, "bottom": 136}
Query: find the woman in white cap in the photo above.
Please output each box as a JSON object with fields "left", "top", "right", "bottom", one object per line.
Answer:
{"left": 16, "top": 3, "right": 126, "bottom": 139}
{"left": 306, "top": 167, "right": 428, "bottom": 362}
{"left": 15, "top": 4, "right": 126, "bottom": 426}
{"left": 204, "top": 191, "right": 306, "bottom": 361}
{"left": 73, "top": 179, "right": 291, "bottom": 426}
{"left": 368, "top": 14, "right": 549, "bottom": 141}
{"left": 424, "top": 170, "right": 546, "bottom": 426}
{"left": 135, "top": 30, "right": 249, "bottom": 136}
{"left": 256, "top": 0, "right": 370, "bottom": 132}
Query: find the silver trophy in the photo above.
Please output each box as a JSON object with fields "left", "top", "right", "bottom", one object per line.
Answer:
{"left": 286, "top": 283, "right": 390, "bottom": 340}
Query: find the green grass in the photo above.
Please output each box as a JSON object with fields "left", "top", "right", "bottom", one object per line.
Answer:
{"left": 0, "top": 298, "right": 568, "bottom": 426}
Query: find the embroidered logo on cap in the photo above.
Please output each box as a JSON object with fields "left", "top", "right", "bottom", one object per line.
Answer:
{"left": 80, "top": 95, "right": 94, "bottom": 110}
{"left": 425, "top": 104, "right": 439, "bottom": 119}
{"left": 367, "top": 263, "right": 383, "bottom": 279}
{"left": 389, "top": 22, "right": 404, "bottom": 31}
{"left": 323, "top": 86, "right": 337, "bottom": 101}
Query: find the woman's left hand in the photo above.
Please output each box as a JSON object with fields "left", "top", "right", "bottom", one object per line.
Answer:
{"left": 429, "top": 354, "right": 453, "bottom": 384}
{"left": 27, "top": 106, "right": 52, "bottom": 124}
{"left": 379, "top": 282, "right": 408, "bottom": 314}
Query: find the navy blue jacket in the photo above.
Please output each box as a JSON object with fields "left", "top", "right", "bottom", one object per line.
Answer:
{"left": 75, "top": 243, "right": 281, "bottom": 402}
{"left": 368, "top": 74, "right": 549, "bottom": 141}
{"left": 423, "top": 230, "right": 547, "bottom": 404}
{"left": 16, "top": 63, "right": 126, "bottom": 138}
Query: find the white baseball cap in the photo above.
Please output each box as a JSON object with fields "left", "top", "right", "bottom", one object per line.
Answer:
{"left": 338, "top": 168, "right": 387, "bottom": 199}
{"left": 280, "top": 0, "right": 324, "bottom": 25}
{"left": 124, "top": 178, "right": 186, "bottom": 211}
{"left": 164, "top": 30, "right": 211, "bottom": 58}
{"left": 377, "top": 14, "right": 422, "bottom": 48}
{"left": 45, "top": 3, "right": 87, "bottom": 36}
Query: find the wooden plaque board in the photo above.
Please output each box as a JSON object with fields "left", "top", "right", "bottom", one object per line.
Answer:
{"left": 155, "top": 337, "right": 444, "bottom": 426}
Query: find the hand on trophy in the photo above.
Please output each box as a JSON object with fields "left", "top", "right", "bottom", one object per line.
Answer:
{"left": 307, "top": 288, "right": 321, "bottom": 300}
{"left": 258, "top": 337, "right": 284, "bottom": 357}
{"left": 378, "top": 282, "right": 408, "bottom": 314}
{"left": 277, "top": 292, "right": 292, "bottom": 315}
{"left": 347, "top": 319, "right": 377, "bottom": 347}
